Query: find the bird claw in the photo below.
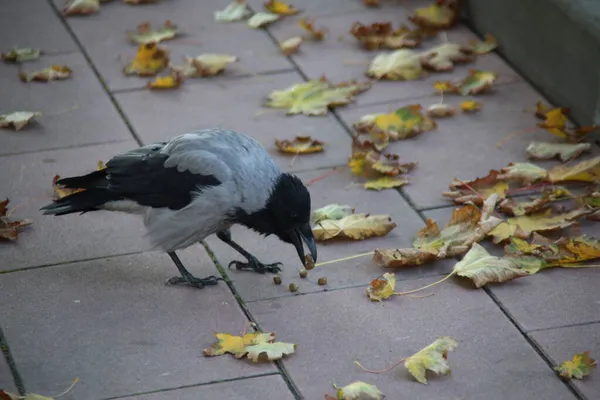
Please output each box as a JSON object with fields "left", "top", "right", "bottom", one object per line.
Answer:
{"left": 165, "top": 274, "right": 223, "bottom": 289}
{"left": 228, "top": 259, "right": 283, "bottom": 274}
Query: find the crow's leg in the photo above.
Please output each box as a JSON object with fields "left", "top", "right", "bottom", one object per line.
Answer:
{"left": 165, "top": 251, "right": 223, "bottom": 289}
{"left": 216, "top": 230, "right": 282, "bottom": 274}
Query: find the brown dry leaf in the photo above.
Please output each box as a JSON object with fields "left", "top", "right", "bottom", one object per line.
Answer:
{"left": 350, "top": 22, "right": 421, "bottom": 50}
{"left": 366, "top": 150, "right": 417, "bottom": 177}
{"left": 280, "top": 36, "right": 303, "bottom": 56}
{"left": 409, "top": 0, "right": 458, "bottom": 30}
{"left": 366, "top": 272, "right": 396, "bottom": 301}
{"left": 124, "top": 0, "right": 159, "bottom": 4}
{"left": 526, "top": 141, "right": 591, "bottom": 163}
{"left": 498, "top": 186, "right": 570, "bottom": 217}
{"left": 364, "top": 176, "right": 410, "bottom": 191}
{"left": 444, "top": 170, "right": 509, "bottom": 205}
{"left": 367, "top": 49, "right": 424, "bottom": 80}
{"left": 275, "top": 135, "right": 324, "bottom": 154}
{"left": 460, "top": 100, "right": 481, "bottom": 113}
{"left": 0, "top": 111, "right": 41, "bottom": 131}
{"left": 419, "top": 43, "right": 473, "bottom": 72}
{"left": 147, "top": 71, "right": 183, "bottom": 90}
{"left": 363, "top": 0, "right": 380, "bottom": 6}
{"left": 63, "top": 0, "right": 100, "bottom": 16}
{"left": 548, "top": 155, "right": 600, "bottom": 183}
{"left": 264, "top": 0, "right": 301, "bottom": 15}
{"left": 203, "top": 331, "right": 276, "bottom": 358}
{"left": 127, "top": 20, "right": 179, "bottom": 45}
{"left": 171, "top": 54, "right": 238, "bottom": 77}
{"left": 312, "top": 213, "right": 397, "bottom": 241}
{"left": 497, "top": 162, "right": 549, "bottom": 185}
{"left": 468, "top": 33, "right": 498, "bottom": 55}
{"left": 427, "top": 103, "right": 455, "bottom": 118}
{"left": 299, "top": 17, "right": 327, "bottom": 41}
{"left": 373, "top": 248, "right": 438, "bottom": 268}
{"left": 0, "top": 199, "right": 33, "bottom": 241}
{"left": 1, "top": 47, "right": 41, "bottom": 64}
{"left": 19, "top": 65, "right": 72, "bottom": 82}
{"left": 123, "top": 42, "right": 169, "bottom": 76}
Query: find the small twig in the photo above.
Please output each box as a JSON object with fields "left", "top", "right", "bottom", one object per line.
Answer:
{"left": 456, "top": 177, "right": 485, "bottom": 203}
{"left": 305, "top": 167, "right": 346, "bottom": 186}
{"left": 496, "top": 126, "right": 543, "bottom": 148}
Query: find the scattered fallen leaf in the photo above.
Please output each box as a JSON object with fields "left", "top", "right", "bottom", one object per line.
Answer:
{"left": 362, "top": 0, "right": 381, "bottom": 6}
{"left": 364, "top": 176, "right": 410, "bottom": 191}
{"left": 171, "top": 54, "right": 238, "bottom": 77}
{"left": 366, "top": 272, "right": 396, "bottom": 301}
{"left": 498, "top": 186, "right": 570, "bottom": 217}
{"left": 419, "top": 43, "right": 473, "bottom": 72}
{"left": 373, "top": 247, "right": 438, "bottom": 268}
{"left": 214, "top": 0, "right": 251, "bottom": 22}
{"left": 497, "top": 162, "right": 549, "bottom": 185}
{"left": 548, "top": 155, "right": 600, "bottom": 183}
{"left": 63, "top": 0, "right": 100, "bottom": 16}
{"left": 280, "top": 36, "right": 303, "bottom": 56}
{"left": 265, "top": 78, "right": 370, "bottom": 116}
{"left": 299, "top": 17, "right": 327, "bottom": 40}
{"left": 0, "top": 199, "right": 33, "bottom": 241}
{"left": 124, "top": 0, "right": 159, "bottom": 4}
{"left": 333, "top": 381, "right": 385, "bottom": 400}
{"left": 312, "top": 204, "right": 354, "bottom": 224}
{"left": 460, "top": 100, "right": 481, "bottom": 113}
{"left": 127, "top": 20, "right": 179, "bottom": 44}
{"left": 409, "top": 0, "right": 457, "bottom": 30}
{"left": 454, "top": 243, "right": 529, "bottom": 287}
{"left": 527, "top": 141, "right": 591, "bottom": 163}
{"left": 535, "top": 100, "right": 554, "bottom": 119}
{"left": 367, "top": 49, "right": 424, "bottom": 80}
{"left": 366, "top": 150, "right": 417, "bottom": 176}
{"left": 444, "top": 170, "right": 509, "bottom": 205}
{"left": 433, "top": 80, "right": 457, "bottom": 93}
{"left": 19, "top": 65, "right": 72, "bottom": 82}
{"left": 455, "top": 69, "right": 497, "bottom": 95}
{"left": 264, "top": 0, "right": 301, "bottom": 15}
{"left": 275, "top": 135, "right": 324, "bottom": 154}
{"left": 1, "top": 47, "right": 41, "bottom": 63}
{"left": 405, "top": 336, "right": 458, "bottom": 384}
{"left": 312, "top": 213, "right": 396, "bottom": 241}
{"left": 350, "top": 22, "right": 420, "bottom": 50}
{"left": 245, "top": 341, "right": 297, "bottom": 362}
{"left": 147, "top": 71, "right": 183, "bottom": 90}
{"left": 555, "top": 352, "right": 597, "bottom": 380}
{"left": 203, "top": 331, "right": 275, "bottom": 358}
{"left": 248, "top": 12, "right": 280, "bottom": 28}
{"left": 427, "top": 103, "right": 455, "bottom": 118}
{"left": 468, "top": 33, "right": 498, "bottom": 54}
{"left": 488, "top": 208, "right": 591, "bottom": 244}
{"left": 123, "top": 43, "right": 169, "bottom": 76}
{"left": 0, "top": 111, "right": 41, "bottom": 131}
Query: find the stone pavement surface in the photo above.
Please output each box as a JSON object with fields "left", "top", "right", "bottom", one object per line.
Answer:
{"left": 0, "top": 1, "right": 599, "bottom": 399}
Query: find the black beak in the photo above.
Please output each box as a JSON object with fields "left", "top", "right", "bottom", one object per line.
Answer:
{"left": 289, "top": 222, "right": 318, "bottom": 265}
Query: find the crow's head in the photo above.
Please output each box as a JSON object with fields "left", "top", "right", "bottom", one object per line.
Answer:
{"left": 237, "top": 173, "right": 317, "bottom": 265}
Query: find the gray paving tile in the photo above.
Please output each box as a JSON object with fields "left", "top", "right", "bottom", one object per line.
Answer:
{"left": 0, "top": 52, "right": 133, "bottom": 156}
{"left": 1, "top": 0, "right": 77, "bottom": 54}
{"left": 247, "top": 280, "right": 576, "bottom": 400}
{"left": 119, "top": 374, "right": 294, "bottom": 400}
{"left": 205, "top": 167, "right": 454, "bottom": 303}
{"left": 0, "top": 251, "right": 275, "bottom": 400}
{"left": 246, "top": 0, "right": 380, "bottom": 17}
{"left": 337, "top": 81, "right": 592, "bottom": 209}
{"left": 113, "top": 71, "right": 353, "bottom": 173}
{"left": 0, "top": 141, "right": 158, "bottom": 271}
{"left": 422, "top": 207, "right": 600, "bottom": 332}
{"left": 263, "top": 8, "right": 522, "bottom": 107}
{"left": 530, "top": 324, "right": 600, "bottom": 399}
{"left": 53, "top": 0, "right": 294, "bottom": 92}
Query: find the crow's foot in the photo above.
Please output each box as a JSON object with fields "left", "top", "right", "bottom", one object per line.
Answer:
{"left": 165, "top": 274, "right": 223, "bottom": 289}
{"left": 228, "top": 257, "right": 282, "bottom": 274}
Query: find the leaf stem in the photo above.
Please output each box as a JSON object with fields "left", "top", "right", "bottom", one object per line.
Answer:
{"left": 354, "top": 357, "right": 407, "bottom": 374}
{"left": 53, "top": 378, "right": 79, "bottom": 398}
{"left": 394, "top": 271, "right": 456, "bottom": 295}
{"left": 314, "top": 251, "right": 375, "bottom": 267}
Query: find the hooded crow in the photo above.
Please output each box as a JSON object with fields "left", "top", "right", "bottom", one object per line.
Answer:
{"left": 40, "top": 128, "right": 318, "bottom": 289}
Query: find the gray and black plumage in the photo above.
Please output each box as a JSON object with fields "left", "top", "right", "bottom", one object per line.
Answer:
{"left": 40, "top": 128, "right": 317, "bottom": 289}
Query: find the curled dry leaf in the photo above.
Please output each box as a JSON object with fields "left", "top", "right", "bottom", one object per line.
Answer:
{"left": 312, "top": 213, "right": 396, "bottom": 241}
{"left": 367, "top": 49, "right": 424, "bottom": 80}
{"left": 19, "top": 65, "right": 72, "bottom": 82}
{"left": 299, "top": 18, "right": 327, "bottom": 41}
{"left": 453, "top": 243, "right": 529, "bottom": 287}
{"left": 333, "top": 381, "right": 384, "bottom": 400}
{"left": 409, "top": 0, "right": 457, "bottom": 30}
{"left": 364, "top": 176, "right": 410, "bottom": 191}
{"left": 147, "top": 71, "right": 183, "bottom": 90}
{"left": 349, "top": 139, "right": 416, "bottom": 187}
{"left": 366, "top": 272, "right": 396, "bottom": 301}
{"left": 172, "top": 54, "right": 238, "bottom": 77}
{"left": 350, "top": 22, "right": 421, "bottom": 50}
{"left": 427, "top": 103, "right": 455, "bottom": 118}
{"left": 363, "top": 0, "right": 381, "bottom": 7}
{"left": 536, "top": 106, "right": 598, "bottom": 142}
{"left": 0, "top": 199, "right": 33, "bottom": 241}
{"left": 548, "top": 155, "right": 600, "bottom": 183}
{"left": 312, "top": 204, "right": 354, "bottom": 224}
{"left": 63, "top": 0, "right": 100, "bottom": 16}
{"left": 203, "top": 331, "right": 275, "bottom": 358}
{"left": 419, "top": 43, "right": 473, "bottom": 72}
{"left": 433, "top": 80, "right": 457, "bottom": 93}
{"left": 123, "top": 43, "right": 169, "bottom": 76}
{"left": 460, "top": 100, "right": 481, "bottom": 113}
{"left": 275, "top": 135, "right": 324, "bottom": 154}
{"left": 526, "top": 141, "right": 591, "bottom": 163}
{"left": 264, "top": 0, "right": 301, "bottom": 15}
{"left": 366, "top": 149, "right": 417, "bottom": 177}
{"left": 555, "top": 352, "right": 597, "bottom": 379}
{"left": 265, "top": 78, "right": 370, "bottom": 116}
{"left": 248, "top": 12, "right": 280, "bottom": 28}
{"left": 214, "top": 0, "right": 251, "bottom": 22}
{"left": 468, "top": 33, "right": 498, "bottom": 54}
{"left": 405, "top": 337, "right": 458, "bottom": 384}
{"left": 280, "top": 36, "right": 303, "bottom": 56}
{"left": 245, "top": 341, "right": 297, "bottom": 362}
{"left": 1, "top": 47, "right": 41, "bottom": 64}
{"left": 497, "top": 162, "right": 549, "bottom": 185}
{"left": 444, "top": 170, "right": 509, "bottom": 205}
{"left": 127, "top": 20, "right": 179, "bottom": 44}
{"left": 498, "top": 186, "right": 570, "bottom": 217}
{"left": 456, "top": 69, "right": 497, "bottom": 95}
{"left": 0, "top": 111, "right": 41, "bottom": 131}
{"left": 374, "top": 248, "right": 438, "bottom": 268}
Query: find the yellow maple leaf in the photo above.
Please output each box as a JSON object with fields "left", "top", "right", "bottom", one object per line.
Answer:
{"left": 171, "top": 54, "right": 238, "bottom": 78}
{"left": 526, "top": 141, "right": 591, "bottom": 163}
{"left": 275, "top": 135, "right": 324, "bottom": 154}
{"left": 433, "top": 80, "right": 458, "bottom": 93}
{"left": 127, "top": 20, "right": 179, "bottom": 45}
{"left": 497, "top": 162, "right": 549, "bottom": 185}
{"left": 555, "top": 351, "right": 597, "bottom": 379}
{"left": 409, "top": 1, "right": 457, "bottom": 30}
{"left": 419, "top": 43, "right": 473, "bottom": 72}
{"left": 312, "top": 213, "right": 396, "bottom": 241}
{"left": 366, "top": 272, "right": 396, "bottom": 301}
{"left": 548, "top": 155, "right": 600, "bottom": 183}
{"left": 312, "top": 204, "right": 354, "bottom": 224}
{"left": 364, "top": 176, "right": 410, "bottom": 191}
{"left": 203, "top": 331, "right": 275, "bottom": 358}
{"left": 264, "top": 0, "right": 301, "bottom": 15}
{"left": 19, "top": 65, "right": 72, "bottom": 83}
{"left": 0, "top": 111, "right": 41, "bottom": 131}
{"left": 455, "top": 69, "right": 497, "bottom": 95}
{"left": 460, "top": 100, "right": 481, "bottom": 113}
{"left": 350, "top": 22, "right": 421, "bottom": 50}
{"left": 367, "top": 49, "right": 424, "bottom": 80}
{"left": 298, "top": 17, "right": 327, "bottom": 40}
{"left": 404, "top": 337, "right": 458, "bottom": 384}
{"left": 468, "top": 33, "right": 498, "bottom": 54}
{"left": 333, "top": 381, "right": 384, "bottom": 400}
{"left": 247, "top": 12, "right": 280, "bottom": 28}
{"left": 123, "top": 43, "right": 169, "bottom": 76}
{"left": 214, "top": 0, "right": 251, "bottom": 22}
{"left": 245, "top": 342, "right": 296, "bottom": 362}
{"left": 147, "top": 71, "right": 183, "bottom": 90}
